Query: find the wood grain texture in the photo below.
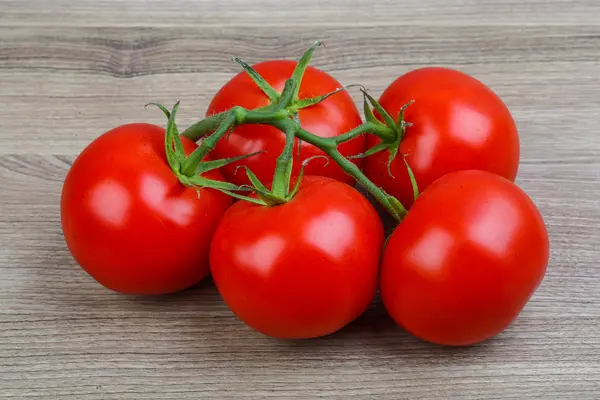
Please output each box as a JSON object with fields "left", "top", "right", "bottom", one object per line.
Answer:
{"left": 1, "top": 0, "right": 599, "bottom": 398}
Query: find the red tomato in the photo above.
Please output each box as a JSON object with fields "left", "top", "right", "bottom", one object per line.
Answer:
{"left": 207, "top": 60, "right": 364, "bottom": 186}
{"left": 210, "top": 176, "right": 383, "bottom": 339}
{"left": 364, "top": 67, "right": 520, "bottom": 208}
{"left": 61, "top": 123, "right": 231, "bottom": 295}
{"left": 380, "top": 170, "right": 549, "bottom": 346}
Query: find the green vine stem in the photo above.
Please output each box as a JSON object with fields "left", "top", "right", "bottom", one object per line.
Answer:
{"left": 181, "top": 85, "right": 409, "bottom": 220}
{"left": 177, "top": 42, "right": 415, "bottom": 221}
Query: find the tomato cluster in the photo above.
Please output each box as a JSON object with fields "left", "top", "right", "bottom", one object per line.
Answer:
{"left": 61, "top": 43, "right": 549, "bottom": 346}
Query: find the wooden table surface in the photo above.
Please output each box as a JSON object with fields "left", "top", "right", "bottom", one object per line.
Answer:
{"left": 2, "top": 1, "right": 600, "bottom": 398}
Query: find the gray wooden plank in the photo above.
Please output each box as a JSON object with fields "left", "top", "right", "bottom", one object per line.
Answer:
{"left": 1, "top": 25, "right": 600, "bottom": 155}
{"left": 1, "top": 0, "right": 600, "bottom": 27}
{"left": 1, "top": 0, "right": 599, "bottom": 398}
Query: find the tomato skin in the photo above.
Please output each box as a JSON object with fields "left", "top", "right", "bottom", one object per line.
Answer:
{"left": 380, "top": 170, "right": 549, "bottom": 346}
{"left": 60, "top": 123, "right": 231, "bottom": 295}
{"left": 210, "top": 176, "right": 383, "bottom": 339}
{"left": 364, "top": 67, "right": 519, "bottom": 209}
{"left": 207, "top": 60, "right": 364, "bottom": 186}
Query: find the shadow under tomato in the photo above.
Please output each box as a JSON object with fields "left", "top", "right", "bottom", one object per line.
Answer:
{"left": 264, "top": 292, "right": 499, "bottom": 365}
{"left": 106, "top": 276, "right": 228, "bottom": 316}
{"left": 356, "top": 184, "right": 399, "bottom": 235}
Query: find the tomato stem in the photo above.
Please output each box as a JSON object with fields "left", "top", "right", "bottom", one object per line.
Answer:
{"left": 175, "top": 42, "right": 414, "bottom": 221}
{"left": 180, "top": 113, "right": 237, "bottom": 177}
{"left": 334, "top": 123, "right": 394, "bottom": 145}
{"left": 180, "top": 105, "right": 406, "bottom": 220}
{"left": 295, "top": 131, "right": 407, "bottom": 221}
{"left": 182, "top": 111, "right": 229, "bottom": 141}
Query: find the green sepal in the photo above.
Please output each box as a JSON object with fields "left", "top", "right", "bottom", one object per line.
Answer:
{"left": 363, "top": 90, "right": 383, "bottom": 126}
{"left": 269, "top": 119, "right": 297, "bottom": 199}
{"left": 275, "top": 79, "right": 297, "bottom": 109}
{"left": 181, "top": 175, "right": 265, "bottom": 205}
{"left": 237, "top": 167, "right": 288, "bottom": 206}
{"left": 233, "top": 183, "right": 280, "bottom": 204}
{"left": 239, "top": 166, "right": 269, "bottom": 193}
{"left": 348, "top": 142, "right": 390, "bottom": 159}
{"left": 287, "top": 167, "right": 304, "bottom": 200}
{"left": 164, "top": 101, "right": 183, "bottom": 171}
{"left": 288, "top": 86, "right": 347, "bottom": 113}
{"left": 397, "top": 100, "right": 415, "bottom": 128}
{"left": 225, "top": 125, "right": 236, "bottom": 141}
{"left": 285, "top": 155, "right": 328, "bottom": 200}
{"left": 172, "top": 136, "right": 185, "bottom": 165}
{"left": 294, "top": 115, "right": 302, "bottom": 158}
{"left": 362, "top": 89, "right": 396, "bottom": 129}
{"left": 386, "top": 141, "right": 400, "bottom": 178}
{"left": 185, "top": 172, "right": 270, "bottom": 206}
{"left": 148, "top": 101, "right": 186, "bottom": 171}
{"left": 302, "top": 154, "right": 330, "bottom": 167}
{"left": 184, "top": 175, "right": 246, "bottom": 192}
{"left": 212, "top": 189, "right": 267, "bottom": 206}
{"left": 291, "top": 41, "right": 323, "bottom": 101}
{"left": 244, "top": 176, "right": 287, "bottom": 206}
{"left": 195, "top": 151, "right": 263, "bottom": 175}
{"left": 146, "top": 102, "right": 176, "bottom": 132}
{"left": 403, "top": 155, "right": 419, "bottom": 201}
{"left": 232, "top": 56, "right": 279, "bottom": 102}
{"left": 281, "top": 128, "right": 297, "bottom": 198}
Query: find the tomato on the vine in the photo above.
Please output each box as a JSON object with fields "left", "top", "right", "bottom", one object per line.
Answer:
{"left": 61, "top": 123, "right": 231, "bottom": 295}
{"left": 210, "top": 176, "right": 383, "bottom": 339}
{"left": 380, "top": 170, "right": 549, "bottom": 346}
{"left": 207, "top": 61, "right": 364, "bottom": 186}
{"left": 364, "top": 67, "right": 520, "bottom": 208}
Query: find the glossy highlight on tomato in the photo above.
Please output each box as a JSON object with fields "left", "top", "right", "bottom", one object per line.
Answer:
{"left": 380, "top": 170, "right": 549, "bottom": 345}
{"left": 207, "top": 60, "right": 365, "bottom": 186}
{"left": 210, "top": 176, "right": 384, "bottom": 339}
{"left": 61, "top": 123, "right": 231, "bottom": 295}
{"left": 364, "top": 67, "right": 520, "bottom": 208}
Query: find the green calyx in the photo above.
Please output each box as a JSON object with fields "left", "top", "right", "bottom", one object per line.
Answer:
{"left": 355, "top": 90, "right": 419, "bottom": 200}
{"left": 359, "top": 89, "right": 415, "bottom": 178}
{"left": 232, "top": 80, "right": 306, "bottom": 207}
{"left": 158, "top": 79, "right": 309, "bottom": 208}
{"left": 147, "top": 101, "right": 263, "bottom": 202}
{"left": 365, "top": 91, "right": 420, "bottom": 199}
{"left": 232, "top": 41, "right": 346, "bottom": 118}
